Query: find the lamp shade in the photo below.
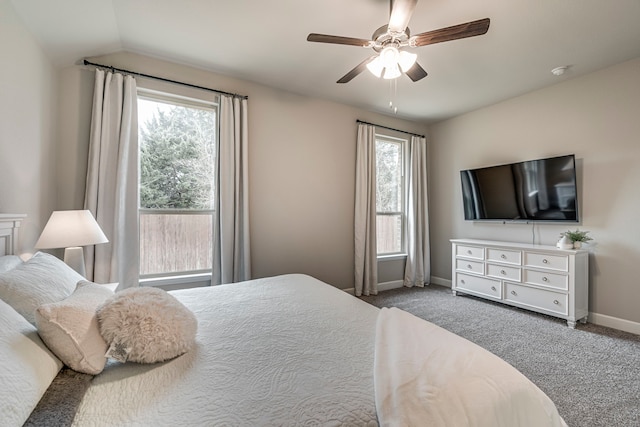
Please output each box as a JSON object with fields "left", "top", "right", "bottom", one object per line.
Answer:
{"left": 35, "top": 210, "right": 108, "bottom": 249}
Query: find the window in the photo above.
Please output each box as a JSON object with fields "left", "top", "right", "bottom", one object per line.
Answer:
{"left": 375, "top": 134, "right": 407, "bottom": 255}
{"left": 137, "top": 91, "right": 218, "bottom": 280}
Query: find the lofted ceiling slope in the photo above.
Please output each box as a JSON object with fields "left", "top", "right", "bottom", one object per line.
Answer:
{"left": 10, "top": 0, "right": 640, "bottom": 123}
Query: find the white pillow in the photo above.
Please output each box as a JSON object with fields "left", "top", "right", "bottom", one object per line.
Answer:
{"left": 0, "top": 298, "right": 62, "bottom": 426}
{"left": 36, "top": 281, "right": 114, "bottom": 375}
{"left": 97, "top": 287, "right": 198, "bottom": 364}
{"left": 0, "top": 252, "right": 84, "bottom": 325}
{"left": 0, "top": 255, "right": 23, "bottom": 273}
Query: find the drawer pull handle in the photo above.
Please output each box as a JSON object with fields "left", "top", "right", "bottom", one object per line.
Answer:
{"left": 511, "top": 290, "right": 517, "bottom": 296}
{"left": 467, "top": 264, "right": 473, "bottom": 269}
{"left": 491, "top": 286, "right": 496, "bottom": 291}
{"left": 501, "top": 254, "right": 507, "bottom": 259}
{"left": 543, "top": 259, "right": 549, "bottom": 264}
{"left": 500, "top": 270, "right": 506, "bottom": 275}
{"left": 467, "top": 250, "right": 472, "bottom": 255}
{"left": 553, "top": 300, "right": 560, "bottom": 305}
{"left": 542, "top": 277, "right": 549, "bottom": 282}
{"left": 460, "top": 279, "right": 466, "bottom": 284}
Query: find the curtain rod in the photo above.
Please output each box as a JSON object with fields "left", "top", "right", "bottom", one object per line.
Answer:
{"left": 83, "top": 59, "right": 248, "bottom": 100}
{"left": 356, "top": 120, "right": 425, "bottom": 138}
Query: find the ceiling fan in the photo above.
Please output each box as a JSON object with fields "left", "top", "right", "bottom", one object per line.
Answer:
{"left": 307, "top": 0, "right": 490, "bottom": 83}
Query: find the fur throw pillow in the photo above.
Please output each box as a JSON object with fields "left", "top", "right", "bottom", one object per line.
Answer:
{"left": 97, "top": 287, "right": 197, "bottom": 364}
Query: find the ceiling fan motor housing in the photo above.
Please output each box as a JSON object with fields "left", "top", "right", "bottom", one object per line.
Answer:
{"left": 371, "top": 25, "right": 411, "bottom": 52}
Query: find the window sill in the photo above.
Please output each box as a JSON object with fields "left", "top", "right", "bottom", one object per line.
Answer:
{"left": 377, "top": 253, "right": 408, "bottom": 262}
{"left": 140, "top": 273, "right": 212, "bottom": 288}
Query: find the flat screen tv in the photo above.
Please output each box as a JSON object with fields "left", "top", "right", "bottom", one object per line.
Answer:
{"left": 460, "top": 154, "right": 579, "bottom": 222}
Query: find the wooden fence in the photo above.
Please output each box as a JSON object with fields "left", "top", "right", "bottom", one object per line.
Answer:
{"left": 140, "top": 212, "right": 400, "bottom": 275}
{"left": 377, "top": 214, "right": 402, "bottom": 255}
{"left": 139, "top": 212, "right": 213, "bottom": 276}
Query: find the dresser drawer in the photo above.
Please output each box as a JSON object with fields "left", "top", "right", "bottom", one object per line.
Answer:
{"left": 524, "top": 269, "right": 568, "bottom": 290}
{"left": 456, "top": 245, "right": 484, "bottom": 260}
{"left": 487, "top": 248, "right": 521, "bottom": 265}
{"left": 487, "top": 263, "right": 521, "bottom": 281}
{"left": 505, "top": 283, "right": 568, "bottom": 315}
{"left": 456, "top": 274, "right": 501, "bottom": 299}
{"left": 455, "top": 259, "right": 484, "bottom": 275}
{"left": 524, "top": 252, "right": 568, "bottom": 272}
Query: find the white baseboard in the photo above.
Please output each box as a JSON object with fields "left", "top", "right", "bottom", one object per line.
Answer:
{"left": 342, "top": 280, "right": 403, "bottom": 296}
{"left": 434, "top": 277, "right": 640, "bottom": 335}
{"left": 344, "top": 277, "right": 639, "bottom": 336}
{"left": 430, "top": 276, "right": 451, "bottom": 288}
{"left": 429, "top": 276, "right": 639, "bottom": 335}
{"left": 377, "top": 277, "right": 452, "bottom": 291}
{"left": 589, "top": 312, "right": 640, "bottom": 336}
{"left": 343, "top": 277, "right": 449, "bottom": 296}
{"left": 378, "top": 280, "right": 404, "bottom": 292}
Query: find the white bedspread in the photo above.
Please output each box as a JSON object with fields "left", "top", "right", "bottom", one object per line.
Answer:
{"left": 72, "top": 274, "right": 379, "bottom": 426}
{"left": 374, "top": 307, "right": 568, "bottom": 427}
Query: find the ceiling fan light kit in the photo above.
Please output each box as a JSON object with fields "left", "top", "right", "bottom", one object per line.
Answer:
{"left": 366, "top": 47, "right": 417, "bottom": 79}
{"left": 307, "top": 0, "right": 490, "bottom": 84}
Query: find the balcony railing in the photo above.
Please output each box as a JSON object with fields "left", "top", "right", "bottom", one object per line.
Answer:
{"left": 139, "top": 210, "right": 213, "bottom": 277}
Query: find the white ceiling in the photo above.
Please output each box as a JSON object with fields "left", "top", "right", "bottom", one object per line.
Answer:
{"left": 11, "top": 0, "right": 640, "bottom": 123}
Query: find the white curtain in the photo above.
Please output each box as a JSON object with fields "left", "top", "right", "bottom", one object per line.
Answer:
{"left": 212, "top": 95, "right": 251, "bottom": 285}
{"left": 354, "top": 123, "right": 378, "bottom": 296}
{"left": 404, "top": 135, "right": 430, "bottom": 287}
{"left": 84, "top": 69, "right": 139, "bottom": 288}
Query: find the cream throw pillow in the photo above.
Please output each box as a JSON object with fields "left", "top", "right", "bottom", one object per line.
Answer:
{"left": 36, "top": 281, "right": 114, "bottom": 375}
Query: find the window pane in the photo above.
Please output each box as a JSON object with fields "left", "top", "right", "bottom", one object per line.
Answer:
{"left": 138, "top": 98, "right": 216, "bottom": 210}
{"left": 376, "top": 138, "right": 404, "bottom": 255}
{"left": 377, "top": 214, "right": 402, "bottom": 254}
{"left": 138, "top": 95, "right": 217, "bottom": 278}
{"left": 139, "top": 213, "right": 213, "bottom": 275}
{"left": 376, "top": 140, "right": 402, "bottom": 213}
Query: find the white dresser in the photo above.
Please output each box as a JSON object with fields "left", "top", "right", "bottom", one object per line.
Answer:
{"left": 451, "top": 239, "right": 589, "bottom": 328}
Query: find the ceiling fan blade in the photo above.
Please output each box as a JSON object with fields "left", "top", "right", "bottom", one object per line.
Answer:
{"left": 412, "top": 18, "right": 490, "bottom": 47}
{"left": 337, "top": 56, "right": 378, "bottom": 83}
{"left": 307, "top": 33, "right": 372, "bottom": 47}
{"left": 405, "top": 62, "right": 428, "bottom": 82}
{"left": 388, "top": 0, "right": 418, "bottom": 33}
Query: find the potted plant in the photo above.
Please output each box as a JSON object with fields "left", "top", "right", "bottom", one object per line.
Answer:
{"left": 561, "top": 229, "right": 593, "bottom": 249}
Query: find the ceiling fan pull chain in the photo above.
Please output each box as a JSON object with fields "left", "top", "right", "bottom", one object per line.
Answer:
{"left": 388, "top": 79, "right": 399, "bottom": 114}
{"left": 394, "top": 79, "right": 398, "bottom": 114}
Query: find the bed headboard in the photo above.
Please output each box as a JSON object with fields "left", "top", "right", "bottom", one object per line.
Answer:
{"left": 0, "top": 214, "right": 26, "bottom": 256}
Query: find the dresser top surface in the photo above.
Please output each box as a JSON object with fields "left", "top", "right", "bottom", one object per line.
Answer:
{"left": 450, "top": 238, "right": 588, "bottom": 254}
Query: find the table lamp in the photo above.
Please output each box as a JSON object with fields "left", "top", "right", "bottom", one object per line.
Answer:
{"left": 35, "top": 210, "right": 108, "bottom": 276}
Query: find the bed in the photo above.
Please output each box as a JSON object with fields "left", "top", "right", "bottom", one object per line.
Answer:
{"left": 0, "top": 215, "right": 567, "bottom": 426}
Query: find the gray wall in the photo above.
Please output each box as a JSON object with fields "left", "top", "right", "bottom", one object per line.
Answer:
{"left": 54, "top": 52, "right": 427, "bottom": 290}
{"left": 0, "top": 0, "right": 58, "bottom": 255}
{"left": 429, "top": 57, "right": 640, "bottom": 328}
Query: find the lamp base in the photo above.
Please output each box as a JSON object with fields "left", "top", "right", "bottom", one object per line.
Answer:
{"left": 63, "top": 246, "right": 86, "bottom": 277}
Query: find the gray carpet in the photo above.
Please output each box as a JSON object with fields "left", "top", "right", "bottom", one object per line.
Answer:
{"left": 360, "top": 285, "right": 640, "bottom": 427}
{"left": 24, "top": 367, "right": 93, "bottom": 427}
